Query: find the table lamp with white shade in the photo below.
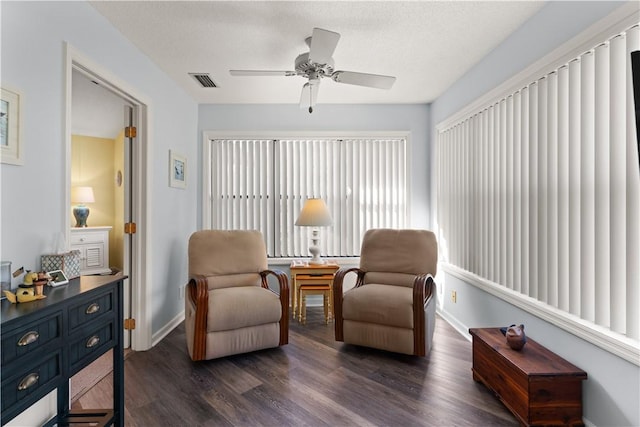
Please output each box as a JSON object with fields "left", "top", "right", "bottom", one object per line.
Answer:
{"left": 295, "top": 198, "right": 333, "bottom": 265}
{"left": 72, "top": 186, "right": 95, "bottom": 227}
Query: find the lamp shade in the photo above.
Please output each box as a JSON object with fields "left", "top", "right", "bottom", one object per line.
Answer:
{"left": 295, "top": 198, "right": 332, "bottom": 227}
{"left": 72, "top": 186, "right": 95, "bottom": 204}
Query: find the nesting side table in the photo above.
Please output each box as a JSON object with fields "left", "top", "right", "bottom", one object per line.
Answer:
{"left": 290, "top": 262, "right": 339, "bottom": 323}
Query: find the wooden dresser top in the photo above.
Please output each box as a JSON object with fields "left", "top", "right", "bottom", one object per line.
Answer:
{"left": 1, "top": 274, "right": 126, "bottom": 324}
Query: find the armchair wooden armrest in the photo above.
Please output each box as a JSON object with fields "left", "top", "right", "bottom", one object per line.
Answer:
{"left": 186, "top": 274, "right": 208, "bottom": 361}
{"left": 412, "top": 274, "right": 436, "bottom": 356}
{"left": 261, "top": 269, "right": 289, "bottom": 345}
{"left": 412, "top": 274, "right": 428, "bottom": 356}
{"left": 333, "top": 267, "right": 365, "bottom": 342}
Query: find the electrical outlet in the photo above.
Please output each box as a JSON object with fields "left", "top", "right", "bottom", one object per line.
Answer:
{"left": 451, "top": 290, "right": 457, "bottom": 303}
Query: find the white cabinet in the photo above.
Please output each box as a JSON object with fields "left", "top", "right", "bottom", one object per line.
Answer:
{"left": 70, "top": 226, "right": 112, "bottom": 275}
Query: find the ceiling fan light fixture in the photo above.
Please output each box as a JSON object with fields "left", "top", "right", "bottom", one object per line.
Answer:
{"left": 228, "top": 27, "right": 396, "bottom": 110}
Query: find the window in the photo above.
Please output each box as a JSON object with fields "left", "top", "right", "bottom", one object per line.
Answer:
{"left": 204, "top": 135, "right": 408, "bottom": 258}
{"left": 436, "top": 22, "right": 639, "bottom": 363}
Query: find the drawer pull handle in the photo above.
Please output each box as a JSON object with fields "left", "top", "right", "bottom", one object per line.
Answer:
{"left": 86, "top": 303, "right": 100, "bottom": 314}
{"left": 86, "top": 335, "right": 100, "bottom": 348}
{"left": 17, "top": 331, "right": 40, "bottom": 347}
{"left": 18, "top": 373, "right": 39, "bottom": 391}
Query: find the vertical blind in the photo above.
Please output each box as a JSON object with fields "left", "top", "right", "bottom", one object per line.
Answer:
{"left": 209, "top": 137, "right": 407, "bottom": 258}
{"left": 209, "top": 139, "right": 275, "bottom": 251}
{"left": 436, "top": 25, "right": 640, "bottom": 341}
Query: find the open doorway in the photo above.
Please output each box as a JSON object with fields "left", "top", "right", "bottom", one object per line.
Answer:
{"left": 71, "top": 68, "right": 128, "bottom": 278}
{"left": 65, "top": 44, "right": 151, "bottom": 353}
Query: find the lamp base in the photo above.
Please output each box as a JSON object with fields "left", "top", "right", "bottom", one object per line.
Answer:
{"left": 73, "top": 205, "right": 90, "bottom": 227}
{"left": 307, "top": 238, "right": 325, "bottom": 265}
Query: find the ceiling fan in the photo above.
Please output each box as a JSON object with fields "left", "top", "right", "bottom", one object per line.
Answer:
{"left": 230, "top": 28, "right": 396, "bottom": 113}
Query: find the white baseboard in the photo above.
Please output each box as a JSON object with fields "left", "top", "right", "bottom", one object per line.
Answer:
{"left": 152, "top": 310, "right": 185, "bottom": 347}
{"left": 436, "top": 308, "right": 471, "bottom": 342}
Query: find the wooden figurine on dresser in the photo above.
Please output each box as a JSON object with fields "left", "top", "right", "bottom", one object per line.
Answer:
{"left": 2, "top": 269, "right": 50, "bottom": 303}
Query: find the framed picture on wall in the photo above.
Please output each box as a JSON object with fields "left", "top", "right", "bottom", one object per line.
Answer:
{"left": 1, "top": 87, "right": 23, "bottom": 165}
{"left": 169, "top": 150, "right": 186, "bottom": 189}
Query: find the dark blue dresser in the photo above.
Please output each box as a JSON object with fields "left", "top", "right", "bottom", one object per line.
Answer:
{"left": 1, "top": 275, "right": 125, "bottom": 426}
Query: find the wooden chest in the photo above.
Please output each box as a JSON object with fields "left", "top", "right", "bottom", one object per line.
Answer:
{"left": 469, "top": 328, "right": 587, "bottom": 426}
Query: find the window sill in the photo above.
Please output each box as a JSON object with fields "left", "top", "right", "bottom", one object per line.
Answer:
{"left": 267, "top": 257, "right": 361, "bottom": 267}
{"left": 442, "top": 263, "right": 640, "bottom": 366}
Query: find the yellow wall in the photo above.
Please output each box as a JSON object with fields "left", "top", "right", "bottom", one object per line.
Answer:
{"left": 71, "top": 134, "right": 124, "bottom": 271}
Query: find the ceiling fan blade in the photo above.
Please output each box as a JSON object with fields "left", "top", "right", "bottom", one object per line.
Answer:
{"left": 299, "top": 81, "right": 320, "bottom": 111}
{"left": 229, "top": 70, "right": 296, "bottom": 76}
{"left": 308, "top": 28, "right": 340, "bottom": 65}
{"left": 331, "top": 71, "right": 396, "bottom": 89}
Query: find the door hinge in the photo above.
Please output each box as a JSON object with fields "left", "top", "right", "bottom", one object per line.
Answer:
{"left": 124, "top": 318, "right": 136, "bottom": 330}
{"left": 124, "top": 222, "right": 137, "bottom": 234}
{"left": 124, "top": 126, "right": 137, "bottom": 138}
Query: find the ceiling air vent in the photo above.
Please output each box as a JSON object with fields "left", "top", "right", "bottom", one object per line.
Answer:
{"left": 189, "top": 73, "right": 217, "bottom": 88}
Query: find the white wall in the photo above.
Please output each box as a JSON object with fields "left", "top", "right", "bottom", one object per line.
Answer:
{"left": 431, "top": 2, "right": 639, "bottom": 426}
{"left": 1, "top": 3, "right": 198, "bottom": 423}
{"left": 198, "top": 103, "right": 431, "bottom": 230}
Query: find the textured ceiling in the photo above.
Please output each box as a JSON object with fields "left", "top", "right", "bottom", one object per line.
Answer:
{"left": 90, "top": 0, "right": 546, "bottom": 105}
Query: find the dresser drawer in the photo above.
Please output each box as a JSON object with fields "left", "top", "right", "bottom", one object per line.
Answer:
{"left": 69, "top": 321, "right": 115, "bottom": 374}
{"left": 1, "top": 350, "right": 62, "bottom": 416}
{"left": 70, "top": 231, "right": 104, "bottom": 245}
{"left": 1, "top": 311, "right": 62, "bottom": 366}
{"left": 68, "top": 289, "right": 114, "bottom": 332}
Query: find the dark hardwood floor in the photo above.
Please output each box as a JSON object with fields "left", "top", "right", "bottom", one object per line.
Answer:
{"left": 73, "top": 310, "right": 518, "bottom": 426}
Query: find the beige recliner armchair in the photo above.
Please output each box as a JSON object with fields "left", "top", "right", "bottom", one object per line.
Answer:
{"left": 185, "top": 230, "right": 289, "bottom": 361}
{"left": 333, "top": 229, "right": 438, "bottom": 356}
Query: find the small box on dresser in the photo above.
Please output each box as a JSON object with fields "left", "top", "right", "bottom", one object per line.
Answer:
{"left": 469, "top": 327, "right": 587, "bottom": 426}
{"left": 41, "top": 250, "right": 81, "bottom": 279}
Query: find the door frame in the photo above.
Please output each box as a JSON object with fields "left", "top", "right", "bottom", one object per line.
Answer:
{"left": 64, "top": 43, "right": 152, "bottom": 351}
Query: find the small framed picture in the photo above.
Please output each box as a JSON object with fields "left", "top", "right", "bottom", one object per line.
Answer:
{"left": 169, "top": 150, "right": 186, "bottom": 189}
{"left": 1, "top": 87, "right": 23, "bottom": 165}
{"left": 47, "top": 270, "right": 69, "bottom": 287}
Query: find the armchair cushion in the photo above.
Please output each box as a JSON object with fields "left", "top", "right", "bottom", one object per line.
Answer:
{"left": 342, "top": 284, "right": 413, "bottom": 329}
{"left": 363, "top": 272, "right": 418, "bottom": 288}
{"left": 208, "top": 286, "right": 282, "bottom": 332}
{"left": 205, "top": 272, "right": 262, "bottom": 290}
{"left": 360, "top": 228, "right": 437, "bottom": 276}
{"left": 189, "top": 230, "right": 268, "bottom": 278}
